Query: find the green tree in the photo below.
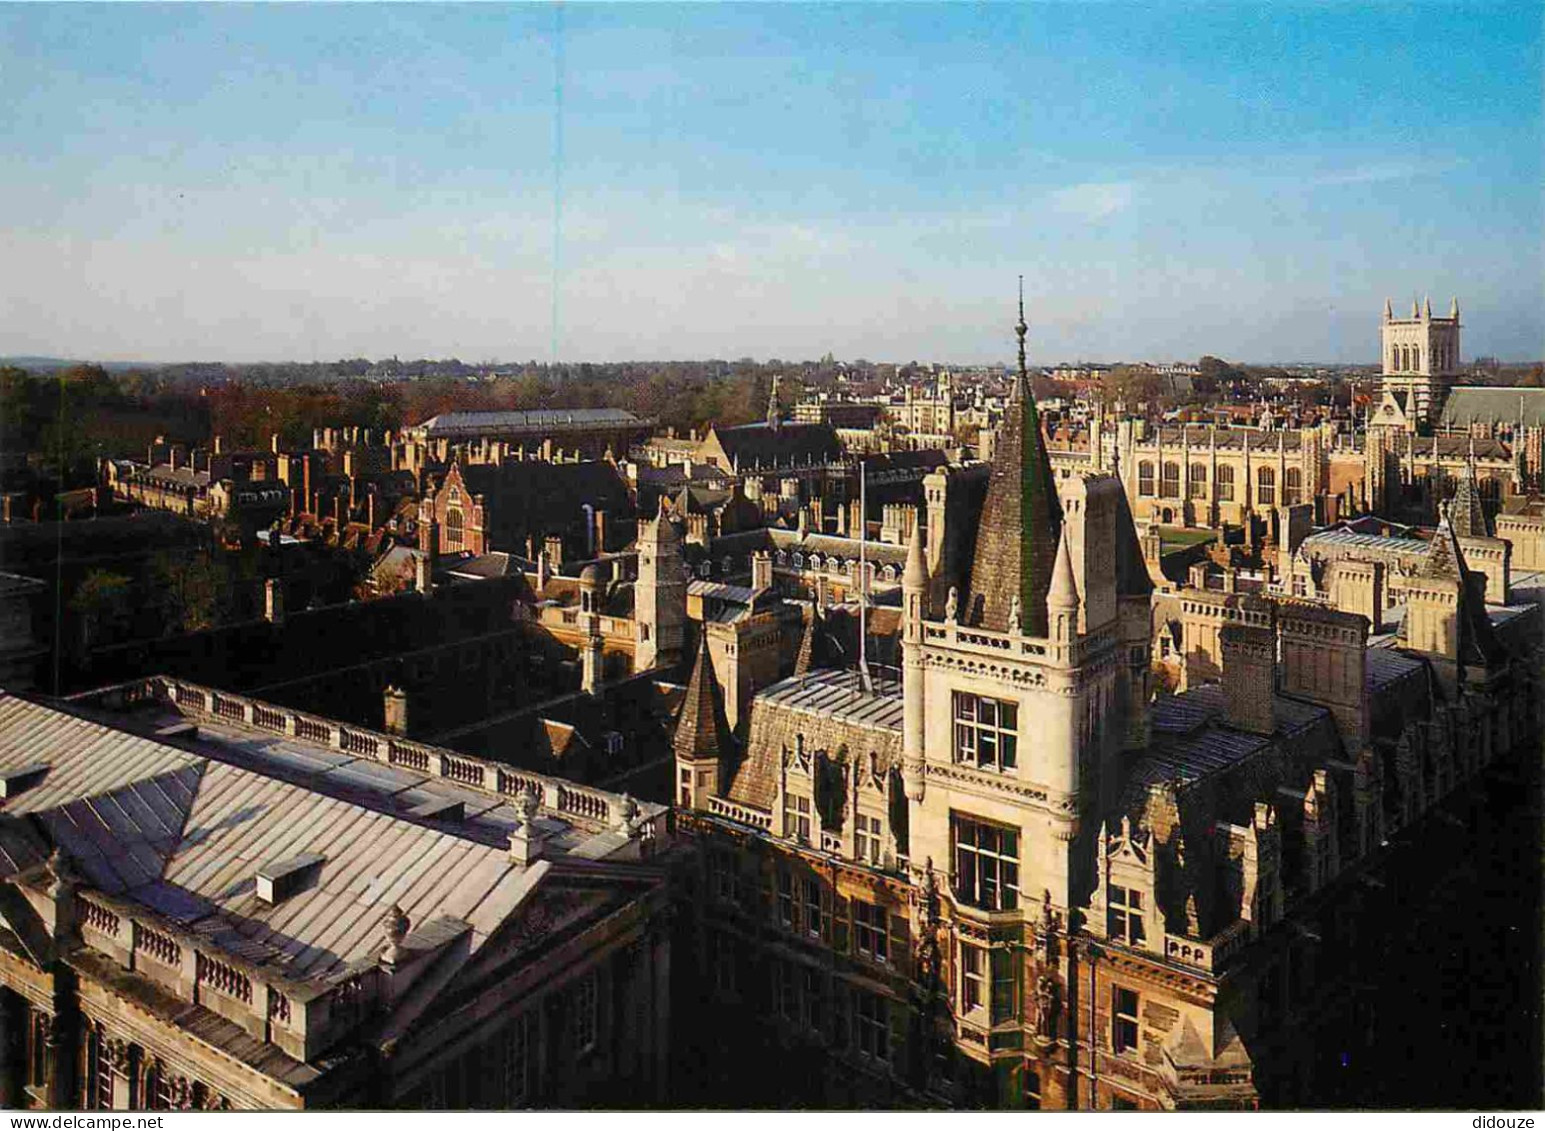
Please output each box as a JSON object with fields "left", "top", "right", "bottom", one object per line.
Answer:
{"left": 151, "top": 551, "right": 224, "bottom": 634}
{"left": 70, "top": 570, "right": 134, "bottom": 652}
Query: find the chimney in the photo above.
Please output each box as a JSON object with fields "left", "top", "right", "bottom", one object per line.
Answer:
{"left": 383, "top": 685, "right": 409, "bottom": 735}
{"left": 536, "top": 551, "right": 551, "bottom": 592}
{"left": 213, "top": 435, "right": 223, "bottom": 455}
{"left": 751, "top": 549, "right": 773, "bottom": 590}
{"left": 1220, "top": 623, "right": 1276, "bottom": 735}
{"left": 271, "top": 433, "right": 281, "bottom": 454}
{"left": 264, "top": 578, "right": 285, "bottom": 624}
{"left": 545, "top": 535, "right": 564, "bottom": 568}
{"left": 595, "top": 510, "right": 608, "bottom": 555}
{"left": 416, "top": 550, "right": 434, "bottom": 595}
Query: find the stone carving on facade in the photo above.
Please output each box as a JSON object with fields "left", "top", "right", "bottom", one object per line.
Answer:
{"left": 513, "top": 786, "right": 539, "bottom": 829}
{"left": 1008, "top": 595, "right": 1022, "bottom": 636}
{"left": 1033, "top": 973, "right": 1059, "bottom": 1045}
{"left": 945, "top": 586, "right": 959, "bottom": 623}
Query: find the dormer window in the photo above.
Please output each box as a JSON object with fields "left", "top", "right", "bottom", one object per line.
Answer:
{"left": 1107, "top": 884, "right": 1147, "bottom": 945}
{"left": 784, "top": 793, "right": 812, "bottom": 842}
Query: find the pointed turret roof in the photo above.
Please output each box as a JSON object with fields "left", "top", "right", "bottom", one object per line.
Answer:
{"left": 903, "top": 521, "right": 928, "bottom": 589}
{"left": 1047, "top": 528, "right": 1079, "bottom": 613}
{"left": 961, "top": 280, "right": 1064, "bottom": 633}
{"left": 1448, "top": 447, "right": 1491, "bottom": 538}
{"left": 672, "top": 636, "right": 733, "bottom": 762}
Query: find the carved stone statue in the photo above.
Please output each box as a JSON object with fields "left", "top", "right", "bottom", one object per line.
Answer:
{"left": 514, "top": 786, "right": 540, "bottom": 829}
{"left": 945, "top": 586, "right": 959, "bottom": 622}
{"left": 1008, "top": 595, "right": 1022, "bottom": 635}
{"left": 1034, "top": 974, "right": 1058, "bottom": 1043}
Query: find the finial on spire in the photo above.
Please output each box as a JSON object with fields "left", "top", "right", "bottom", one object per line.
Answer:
{"left": 1015, "top": 275, "right": 1029, "bottom": 401}
{"left": 1424, "top": 296, "right": 1432, "bottom": 319}
{"left": 1451, "top": 296, "right": 1460, "bottom": 320}
{"left": 1384, "top": 297, "right": 1394, "bottom": 322}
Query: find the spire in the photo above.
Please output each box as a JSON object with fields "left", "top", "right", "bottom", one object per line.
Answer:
{"left": 1424, "top": 296, "right": 1432, "bottom": 319}
{"left": 1384, "top": 298, "right": 1394, "bottom": 323}
{"left": 1449, "top": 442, "right": 1491, "bottom": 538}
{"left": 1419, "top": 509, "right": 1467, "bottom": 581}
{"left": 1015, "top": 274, "right": 1029, "bottom": 399}
{"left": 961, "top": 281, "right": 1063, "bottom": 634}
{"left": 1451, "top": 296, "right": 1460, "bottom": 320}
{"left": 1412, "top": 297, "right": 1421, "bottom": 318}
{"left": 767, "top": 374, "right": 782, "bottom": 430}
{"left": 673, "top": 635, "right": 733, "bottom": 762}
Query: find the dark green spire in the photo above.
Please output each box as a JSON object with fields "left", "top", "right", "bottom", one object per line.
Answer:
{"left": 961, "top": 280, "right": 1064, "bottom": 634}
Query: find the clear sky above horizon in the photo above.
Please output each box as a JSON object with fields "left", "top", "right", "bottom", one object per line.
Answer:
{"left": 3, "top": 1, "right": 1541, "bottom": 366}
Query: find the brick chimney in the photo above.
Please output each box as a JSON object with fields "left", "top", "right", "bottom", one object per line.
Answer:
{"left": 1220, "top": 623, "right": 1276, "bottom": 735}
{"left": 264, "top": 578, "right": 285, "bottom": 624}
{"left": 751, "top": 549, "right": 773, "bottom": 590}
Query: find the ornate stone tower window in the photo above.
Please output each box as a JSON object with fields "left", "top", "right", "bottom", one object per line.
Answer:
{"left": 952, "top": 691, "right": 1019, "bottom": 772}
{"left": 952, "top": 813, "right": 1021, "bottom": 911}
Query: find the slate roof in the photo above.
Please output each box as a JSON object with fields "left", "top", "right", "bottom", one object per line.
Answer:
{"left": 1438, "top": 386, "right": 1545, "bottom": 430}
{"left": 705, "top": 421, "right": 841, "bottom": 470}
{"left": 450, "top": 459, "right": 635, "bottom": 552}
{"left": 962, "top": 377, "right": 1063, "bottom": 633}
{"left": 672, "top": 638, "right": 733, "bottom": 762}
{"left": 725, "top": 670, "right": 902, "bottom": 812}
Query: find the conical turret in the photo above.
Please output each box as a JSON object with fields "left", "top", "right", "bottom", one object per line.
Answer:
{"left": 1384, "top": 298, "right": 1394, "bottom": 322}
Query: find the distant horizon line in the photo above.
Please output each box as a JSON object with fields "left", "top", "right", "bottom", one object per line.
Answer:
{"left": 7, "top": 354, "right": 1540, "bottom": 373}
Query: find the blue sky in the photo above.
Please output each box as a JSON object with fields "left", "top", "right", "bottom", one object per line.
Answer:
{"left": 2, "top": 2, "right": 1540, "bottom": 365}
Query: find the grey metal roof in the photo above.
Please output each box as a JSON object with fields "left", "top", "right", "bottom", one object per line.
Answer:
{"left": 0, "top": 695, "right": 540, "bottom": 988}
{"left": 1300, "top": 529, "right": 1427, "bottom": 558}
{"left": 1365, "top": 647, "right": 1424, "bottom": 692}
{"left": 753, "top": 669, "right": 904, "bottom": 733}
{"left": 415, "top": 408, "right": 645, "bottom": 437}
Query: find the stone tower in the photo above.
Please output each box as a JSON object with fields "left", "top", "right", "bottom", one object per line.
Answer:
{"left": 901, "top": 283, "right": 1135, "bottom": 917}
{"left": 1380, "top": 296, "right": 1461, "bottom": 424}
{"left": 635, "top": 506, "right": 686, "bottom": 672}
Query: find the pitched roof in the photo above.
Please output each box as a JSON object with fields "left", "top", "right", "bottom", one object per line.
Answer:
{"left": 416, "top": 408, "right": 646, "bottom": 438}
{"left": 704, "top": 421, "right": 841, "bottom": 470}
{"left": 1447, "top": 459, "right": 1491, "bottom": 538}
{"left": 1438, "top": 386, "right": 1545, "bottom": 430}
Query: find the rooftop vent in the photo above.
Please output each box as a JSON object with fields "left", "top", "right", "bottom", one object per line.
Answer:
{"left": 407, "top": 797, "right": 465, "bottom": 822}
{"left": 256, "top": 853, "right": 325, "bottom": 905}
{"left": 0, "top": 763, "right": 49, "bottom": 800}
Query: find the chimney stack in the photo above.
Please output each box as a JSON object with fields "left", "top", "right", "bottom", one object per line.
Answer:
{"left": 383, "top": 685, "right": 408, "bottom": 735}
{"left": 264, "top": 578, "right": 285, "bottom": 624}
{"left": 751, "top": 550, "right": 773, "bottom": 590}
{"left": 1220, "top": 623, "right": 1276, "bottom": 735}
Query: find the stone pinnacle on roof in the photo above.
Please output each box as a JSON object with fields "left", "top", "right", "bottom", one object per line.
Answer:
{"left": 1046, "top": 527, "right": 1080, "bottom": 615}
{"left": 960, "top": 280, "right": 1063, "bottom": 634}
{"left": 902, "top": 520, "right": 928, "bottom": 590}
{"left": 672, "top": 635, "right": 733, "bottom": 762}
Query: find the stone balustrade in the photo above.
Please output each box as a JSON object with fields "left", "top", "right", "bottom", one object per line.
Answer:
{"left": 101, "top": 678, "right": 667, "bottom": 841}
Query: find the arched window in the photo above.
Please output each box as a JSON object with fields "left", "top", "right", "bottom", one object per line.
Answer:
{"left": 1412, "top": 345, "right": 1422, "bottom": 370}
{"left": 1188, "top": 463, "right": 1207, "bottom": 499}
{"left": 1391, "top": 345, "right": 1400, "bottom": 371}
{"left": 1216, "top": 464, "right": 1235, "bottom": 502}
{"left": 1257, "top": 467, "right": 1276, "bottom": 506}
{"left": 1137, "top": 461, "right": 1155, "bottom": 497}
{"left": 1399, "top": 345, "right": 1409, "bottom": 371}
{"left": 1283, "top": 467, "right": 1302, "bottom": 506}
{"left": 445, "top": 508, "right": 464, "bottom": 549}
{"left": 1161, "top": 462, "right": 1181, "bottom": 498}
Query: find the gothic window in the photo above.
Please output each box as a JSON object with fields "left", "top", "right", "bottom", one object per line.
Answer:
{"left": 1413, "top": 345, "right": 1422, "bottom": 370}
{"left": 1256, "top": 467, "right": 1276, "bottom": 506}
{"left": 445, "top": 508, "right": 464, "bottom": 550}
{"left": 953, "top": 692, "right": 1018, "bottom": 772}
{"left": 1283, "top": 467, "right": 1303, "bottom": 506}
{"left": 854, "top": 899, "right": 889, "bottom": 963}
{"left": 1160, "top": 462, "right": 1181, "bottom": 499}
{"left": 855, "top": 813, "right": 883, "bottom": 864}
{"left": 1113, "top": 985, "right": 1140, "bottom": 1053}
{"left": 1188, "top": 463, "right": 1208, "bottom": 499}
{"left": 854, "top": 991, "right": 890, "bottom": 1062}
{"left": 1106, "top": 884, "right": 1147, "bottom": 945}
{"left": 784, "top": 794, "right": 812, "bottom": 843}
{"left": 572, "top": 971, "right": 598, "bottom": 1055}
{"left": 952, "top": 813, "right": 1020, "bottom": 911}
{"left": 1216, "top": 464, "right": 1235, "bottom": 502}
{"left": 1391, "top": 345, "right": 1400, "bottom": 371}
{"left": 1137, "top": 461, "right": 1155, "bottom": 497}
{"left": 960, "top": 942, "right": 986, "bottom": 1014}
